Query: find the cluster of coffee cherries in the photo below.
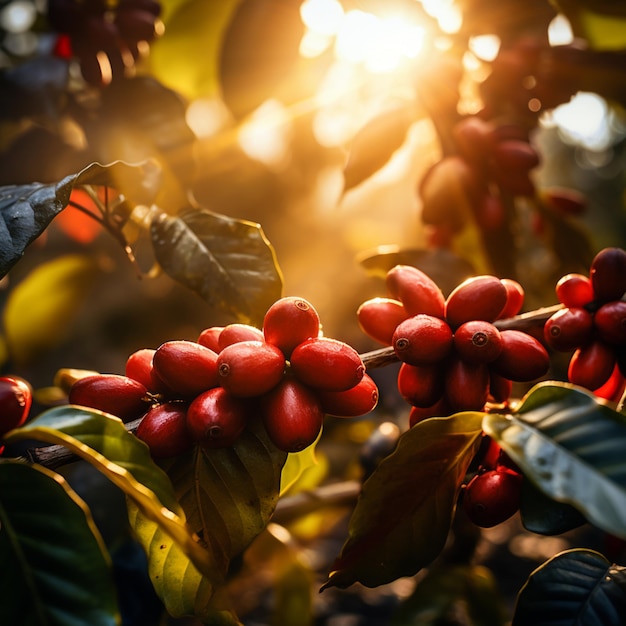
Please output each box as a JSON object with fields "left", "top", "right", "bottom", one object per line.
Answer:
{"left": 0, "top": 376, "right": 33, "bottom": 455}
{"left": 543, "top": 247, "right": 626, "bottom": 402}
{"left": 357, "top": 265, "right": 550, "bottom": 424}
{"left": 68, "top": 297, "right": 378, "bottom": 457}
{"left": 48, "top": 0, "right": 163, "bottom": 85}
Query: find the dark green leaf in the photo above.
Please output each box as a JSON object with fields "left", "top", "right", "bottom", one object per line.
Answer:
{"left": 151, "top": 207, "right": 283, "bottom": 326}
{"left": 513, "top": 549, "right": 626, "bottom": 626}
{"left": 0, "top": 160, "right": 160, "bottom": 277}
{"left": 322, "top": 412, "right": 484, "bottom": 590}
{"left": 483, "top": 382, "right": 626, "bottom": 539}
{"left": 0, "top": 460, "right": 119, "bottom": 626}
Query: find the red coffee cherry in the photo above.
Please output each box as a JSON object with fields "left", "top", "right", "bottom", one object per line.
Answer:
{"left": 473, "top": 191, "right": 505, "bottom": 232}
{"left": 385, "top": 265, "right": 445, "bottom": 318}
{"left": 397, "top": 362, "right": 444, "bottom": 408}
{"left": 488, "top": 372, "right": 513, "bottom": 404}
{"left": 261, "top": 377, "right": 325, "bottom": 452}
{"left": 590, "top": 247, "right": 626, "bottom": 302}
{"left": 153, "top": 340, "right": 219, "bottom": 398}
{"left": 125, "top": 348, "right": 170, "bottom": 394}
{"left": 135, "top": 402, "right": 193, "bottom": 459}
{"left": 408, "top": 396, "right": 451, "bottom": 426}
{"left": 568, "top": 340, "right": 616, "bottom": 391}
{"left": 186, "top": 387, "right": 250, "bottom": 449}
{"left": 317, "top": 373, "right": 379, "bottom": 417}
{"left": 218, "top": 323, "right": 264, "bottom": 350}
{"left": 594, "top": 300, "right": 626, "bottom": 346}
{"left": 491, "top": 139, "right": 540, "bottom": 171}
{"left": 542, "top": 187, "right": 587, "bottom": 216}
{"left": 543, "top": 307, "right": 594, "bottom": 352}
{"left": 491, "top": 330, "right": 550, "bottom": 382}
{"left": 452, "top": 116, "right": 495, "bottom": 163}
{"left": 68, "top": 374, "right": 150, "bottom": 422}
{"left": 463, "top": 468, "right": 523, "bottom": 528}
{"left": 392, "top": 314, "right": 453, "bottom": 365}
{"left": 555, "top": 273, "right": 594, "bottom": 308}
{"left": 290, "top": 337, "right": 364, "bottom": 392}
{"left": 263, "top": 296, "right": 321, "bottom": 357}
{"left": 0, "top": 376, "right": 32, "bottom": 436}
{"left": 217, "top": 340, "right": 285, "bottom": 397}
{"left": 444, "top": 357, "right": 490, "bottom": 412}
{"left": 498, "top": 278, "right": 525, "bottom": 319}
{"left": 357, "top": 297, "right": 410, "bottom": 345}
{"left": 454, "top": 320, "right": 503, "bottom": 364}
{"left": 197, "top": 326, "right": 224, "bottom": 353}
{"left": 444, "top": 275, "right": 508, "bottom": 329}
{"left": 593, "top": 363, "right": 626, "bottom": 403}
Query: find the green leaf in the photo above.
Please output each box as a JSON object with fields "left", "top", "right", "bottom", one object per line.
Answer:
{"left": 4, "top": 406, "right": 213, "bottom": 577}
{"left": 513, "top": 549, "right": 626, "bottom": 626}
{"left": 0, "top": 460, "right": 119, "bottom": 626}
{"left": 151, "top": 207, "right": 283, "bottom": 326}
{"left": 3, "top": 254, "right": 99, "bottom": 366}
{"left": 0, "top": 160, "right": 159, "bottom": 277}
{"left": 483, "top": 382, "right": 626, "bottom": 539}
{"left": 322, "top": 412, "right": 484, "bottom": 590}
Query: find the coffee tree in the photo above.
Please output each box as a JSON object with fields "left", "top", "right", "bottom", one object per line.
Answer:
{"left": 1, "top": 0, "right": 626, "bottom": 624}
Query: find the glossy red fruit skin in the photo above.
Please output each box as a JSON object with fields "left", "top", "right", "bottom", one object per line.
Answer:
{"left": 0, "top": 376, "right": 32, "bottom": 436}
{"left": 186, "top": 387, "right": 249, "bottom": 449}
{"left": 385, "top": 265, "right": 445, "bottom": 318}
{"left": 397, "top": 362, "right": 444, "bottom": 408}
{"left": 392, "top": 314, "right": 453, "bottom": 365}
{"left": 555, "top": 273, "right": 594, "bottom": 308}
{"left": 594, "top": 300, "right": 626, "bottom": 346}
{"left": 68, "top": 374, "right": 149, "bottom": 422}
{"left": 593, "top": 363, "right": 626, "bottom": 403}
{"left": 463, "top": 468, "right": 523, "bottom": 528}
{"left": 491, "top": 330, "right": 550, "bottom": 382}
{"left": 153, "top": 340, "right": 219, "bottom": 398}
{"left": 499, "top": 278, "right": 525, "bottom": 319}
{"left": 261, "top": 377, "right": 324, "bottom": 452}
{"left": 454, "top": 320, "right": 502, "bottom": 364}
{"left": 318, "top": 374, "right": 379, "bottom": 417}
{"left": 125, "top": 348, "right": 170, "bottom": 394}
{"left": 488, "top": 372, "right": 513, "bottom": 404}
{"left": 197, "top": 326, "right": 224, "bottom": 353}
{"left": 590, "top": 247, "right": 626, "bottom": 302}
{"left": 357, "top": 297, "right": 410, "bottom": 345}
{"left": 263, "top": 296, "right": 321, "bottom": 357}
{"left": 452, "top": 116, "right": 494, "bottom": 163}
{"left": 445, "top": 357, "right": 490, "bottom": 412}
{"left": 135, "top": 402, "right": 193, "bottom": 458}
{"left": 290, "top": 337, "right": 364, "bottom": 392}
{"left": 543, "top": 307, "right": 594, "bottom": 352}
{"left": 408, "top": 396, "right": 451, "bottom": 426}
{"left": 218, "top": 324, "right": 264, "bottom": 350}
{"left": 444, "top": 275, "right": 508, "bottom": 329}
{"left": 568, "top": 340, "right": 616, "bottom": 391}
{"left": 543, "top": 187, "right": 587, "bottom": 216}
{"left": 217, "top": 340, "right": 285, "bottom": 397}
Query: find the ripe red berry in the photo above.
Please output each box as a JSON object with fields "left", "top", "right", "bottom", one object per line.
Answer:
{"left": 218, "top": 323, "right": 264, "bottom": 350}
{"left": 444, "top": 357, "right": 490, "bottom": 412}
{"left": 197, "top": 326, "right": 224, "bottom": 353}
{"left": 392, "top": 314, "right": 453, "bottom": 365}
{"left": 488, "top": 372, "right": 513, "bottom": 404}
{"left": 68, "top": 374, "right": 150, "bottom": 422}
{"left": 125, "top": 348, "right": 170, "bottom": 393}
{"left": 590, "top": 247, "right": 626, "bottom": 302}
{"left": 568, "top": 340, "right": 616, "bottom": 391}
{"left": 397, "top": 362, "right": 444, "bottom": 408}
{"left": 498, "top": 278, "right": 525, "bottom": 318}
{"left": 357, "top": 297, "right": 410, "bottom": 345}
{"left": 593, "top": 363, "right": 626, "bottom": 403}
{"left": 385, "top": 265, "right": 445, "bottom": 318}
{"left": 152, "top": 340, "right": 219, "bottom": 398}
{"left": 263, "top": 296, "right": 321, "bottom": 357}
{"left": 444, "top": 275, "right": 508, "bottom": 329}
{"left": 555, "top": 273, "right": 594, "bottom": 308}
{"left": 290, "top": 337, "right": 364, "bottom": 392}
{"left": 317, "top": 374, "right": 379, "bottom": 417}
{"left": 135, "top": 402, "right": 193, "bottom": 459}
{"left": 463, "top": 468, "right": 523, "bottom": 528}
{"left": 186, "top": 387, "right": 250, "bottom": 449}
{"left": 491, "top": 330, "right": 550, "bottom": 382}
{"left": 454, "top": 320, "right": 503, "bottom": 364}
{"left": 543, "top": 307, "right": 594, "bottom": 352}
{"left": 408, "top": 396, "right": 451, "bottom": 426}
{"left": 594, "top": 300, "right": 626, "bottom": 346}
{"left": 0, "top": 376, "right": 32, "bottom": 436}
{"left": 217, "top": 340, "right": 285, "bottom": 397}
{"left": 542, "top": 187, "right": 587, "bottom": 216}
{"left": 261, "top": 377, "right": 325, "bottom": 452}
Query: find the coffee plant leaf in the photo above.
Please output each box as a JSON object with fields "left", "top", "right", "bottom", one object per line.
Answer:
{"left": 513, "top": 549, "right": 626, "bottom": 626}
{"left": 483, "top": 382, "right": 626, "bottom": 539}
{"left": 343, "top": 103, "right": 418, "bottom": 192}
{"left": 151, "top": 207, "right": 283, "bottom": 326}
{"left": 3, "top": 254, "right": 99, "bottom": 366}
{"left": 4, "top": 406, "right": 214, "bottom": 577}
{"left": 322, "top": 412, "right": 484, "bottom": 590}
{"left": 390, "top": 564, "right": 506, "bottom": 626}
{"left": 0, "top": 160, "right": 160, "bottom": 277}
{"left": 0, "top": 460, "right": 119, "bottom": 626}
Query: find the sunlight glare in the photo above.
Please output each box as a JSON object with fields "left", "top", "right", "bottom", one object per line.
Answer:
{"left": 0, "top": 1, "right": 37, "bottom": 33}
{"left": 335, "top": 10, "right": 380, "bottom": 64}
{"left": 186, "top": 98, "right": 231, "bottom": 139}
{"left": 421, "top": 0, "right": 461, "bottom": 33}
{"left": 300, "top": 30, "right": 333, "bottom": 58}
{"left": 469, "top": 34, "right": 500, "bottom": 61}
{"left": 548, "top": 14, "right": 574, "bottom": 46}
{"left": 300, "top": 0, "right": 344, "bottom": 36}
